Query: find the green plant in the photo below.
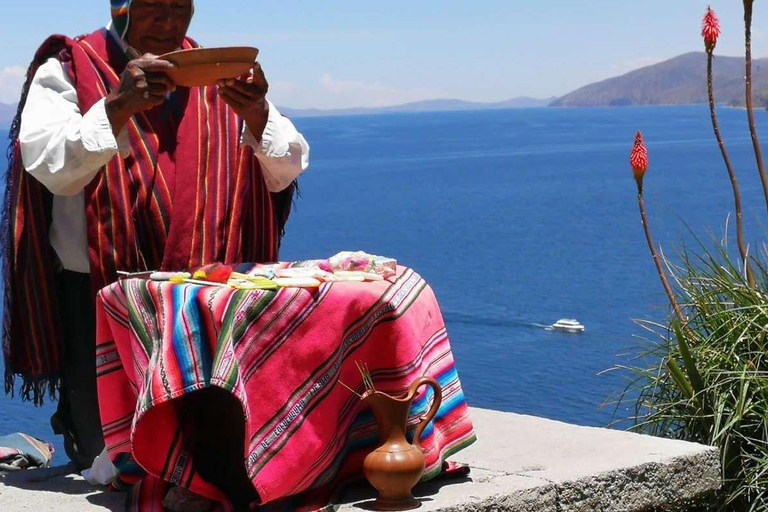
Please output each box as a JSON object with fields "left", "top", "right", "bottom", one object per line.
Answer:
{"left": 612, "top": 239, "right": 768, "bottom": 510}
{"left": 610, "top": 4, "right": 768, "bottom": 510}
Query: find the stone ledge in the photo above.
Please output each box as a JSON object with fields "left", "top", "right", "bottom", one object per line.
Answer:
{"left": 0, "top": 408, "right": 720, "bottom": 511}
{"left": 339, "top": 408, "right": 720, "bottom": 511}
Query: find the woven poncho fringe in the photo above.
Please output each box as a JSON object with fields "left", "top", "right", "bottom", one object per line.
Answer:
{"left": 2, "top": 38, "right": 69, "bottom": 404}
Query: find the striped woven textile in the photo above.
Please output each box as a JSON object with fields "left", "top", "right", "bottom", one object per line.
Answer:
{"left": 3, "top": 28, "right": 292, "bottom": 403}
{"left": 109, "top": 0, "right": 132, "bottom": 39}
{"left": 0, "top": 433, "right": 54, "bottom": 472}
{"left": 95, "top": 262, "right": 476, "bottom": 509}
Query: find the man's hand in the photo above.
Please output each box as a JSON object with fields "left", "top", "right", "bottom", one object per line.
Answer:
{"left": 105, "top": 54, "right": 176, "bottom": 135}
{"left": 217, "top": 62, "right": 270, "bottom": 141}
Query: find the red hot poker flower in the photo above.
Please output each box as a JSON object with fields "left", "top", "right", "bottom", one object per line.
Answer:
{"left": 702, "top": 6, "right": 721, "bottom": 52}
{"left": 630, "top": 131, "right": 648, "bottom": 190}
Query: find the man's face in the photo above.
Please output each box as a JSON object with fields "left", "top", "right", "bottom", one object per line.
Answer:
{"left": 125, "top": 0, "right": 193, "bottom": 56}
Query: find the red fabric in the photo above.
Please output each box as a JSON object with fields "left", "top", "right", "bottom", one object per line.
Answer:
{"left": 2, "top": 29, "right": 293, "bottom": 400}
{"left": 95, "top": 263, "right": 476, "bottom": 508}
{"left": 67, "top": 29, "right": 284, "bottom": 293}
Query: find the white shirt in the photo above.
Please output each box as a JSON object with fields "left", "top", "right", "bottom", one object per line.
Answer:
{"left": 19, "top": 40, "right": 309, "bottom": 273}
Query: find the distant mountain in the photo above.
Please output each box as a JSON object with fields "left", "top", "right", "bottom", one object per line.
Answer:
{"left": 494, "top": 97, "right": 556, "bottom": 108}
{"left": 0, "top": 96, "right": 556, "bottom": 129}
{"left": 552, "top": 52, "right": 768, "bottom": 107}
{"left": 278, "top": 96, "right": 555, "bottom": 118}
{"left": 0, "top": 103, "right": 16, "bottom": 129}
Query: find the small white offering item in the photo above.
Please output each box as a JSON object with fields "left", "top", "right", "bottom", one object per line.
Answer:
{"left": 150, "top": 271, "right": 192, "bottom": 281}
{"left": 182, "top": 278, "right": 229, "bottom": 287}
{"left": 247, "top": 265, "right": 278, "bottom": 278}
{"left": 329, "top": 273, "right": 365, "bottom": 282}
{"left": 275, "top": 267, "right": 333, "bottom": 280}
{"left": 334, "top": 271, "right": 383, "bottom": 281}
{"left": 273, "top": 277, "right": 322, "bottom": 288}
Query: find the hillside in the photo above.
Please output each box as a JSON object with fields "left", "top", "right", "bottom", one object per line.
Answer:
{"left": 552, "top": 52, "right": 768, "bottom": 107}
{"left": 278, "top": 96, "right": 554, "bottom": 118}
{"left": 0, "top": 97, "right": 553, "bottom": 127}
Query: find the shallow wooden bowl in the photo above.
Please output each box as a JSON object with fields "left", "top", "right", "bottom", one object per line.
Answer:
{"left": 160, "top": 47, "right": 259, "bottom": 87}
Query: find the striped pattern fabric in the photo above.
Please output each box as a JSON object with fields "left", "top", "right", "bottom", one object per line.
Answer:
{"left": 3, "top": 37, "right": 73, "bottom": 402}
{"left": 73, "top": 29, "right": 283, "bottom": 293}
{"left": 95, "top": 262, "right": 476, "bottom": 508}
{"left": 3, "top": 29, "right": 292, "bottom": 402}
{"left": 0, "top": 447, "right": 22, "bottom": 459}
{"left": 110, "top": 0, "right": 131, "bottom": 39}
{"left": 0, "top": 433, "right": 54, "bottom": 471}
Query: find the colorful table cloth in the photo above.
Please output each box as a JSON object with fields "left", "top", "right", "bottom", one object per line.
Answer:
{"left": 95, "top": 262, "right": 476, "bottom": 508}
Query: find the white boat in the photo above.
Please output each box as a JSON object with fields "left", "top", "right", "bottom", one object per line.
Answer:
{"left": 550, "top": 319, "right": 585, "bottom": 333}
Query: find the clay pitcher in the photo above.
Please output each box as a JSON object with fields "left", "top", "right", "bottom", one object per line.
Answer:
{"left": 362, "top": 376, "right": 443, "bottom": 511}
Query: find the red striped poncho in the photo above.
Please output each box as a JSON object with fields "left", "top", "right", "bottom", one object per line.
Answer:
{"left": 2, "top": 28, "right": 294, "bottom": 402}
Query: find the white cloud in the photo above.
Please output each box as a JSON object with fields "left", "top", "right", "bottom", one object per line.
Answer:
{"left": 268, "top": 73, "right": 445, "bottom": 110}
{"left": 0, "top": 66, "right": 26, "bottom": 104}
{"left": 269, "top": 80, "right": 296, "bottom": 95}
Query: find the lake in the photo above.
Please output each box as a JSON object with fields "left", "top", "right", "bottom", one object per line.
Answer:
{"left": 3, "top": 104, "right": 767, "bottom": 461}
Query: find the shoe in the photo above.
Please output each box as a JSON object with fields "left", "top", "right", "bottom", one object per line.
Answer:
{"left": 51, "top": 412, "right": 92, "bottom": 471}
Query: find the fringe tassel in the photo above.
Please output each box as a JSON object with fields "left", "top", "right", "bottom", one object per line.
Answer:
{"left": 1, "top": 106, "right": 27, "bottom": 404}
{"left": 4, "top": 369, "right": 60, "bottom": 406}
{"left": 2, "top": 44, "right": 64, "bottom": 406}
{"left": 4, "top": 367, "right": 14, "bottom": 397}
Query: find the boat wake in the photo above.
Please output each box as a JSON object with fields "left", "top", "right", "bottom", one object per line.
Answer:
{"left": 443, "top": 312, "right": 552, "bottom": 330}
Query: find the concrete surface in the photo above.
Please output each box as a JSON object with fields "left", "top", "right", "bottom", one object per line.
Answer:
{"left": 0, "top": 464, "right": 124, "bottom": 511}
{"left": 0, "top": 407, "right": 720, "bottom": 511}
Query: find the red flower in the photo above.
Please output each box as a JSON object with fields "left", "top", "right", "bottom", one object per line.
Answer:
{"left": 630, "top": 131, "right": 648, "bottom": 186}
{"left": 702, "top": 6, "right": 721, "bottom": 52}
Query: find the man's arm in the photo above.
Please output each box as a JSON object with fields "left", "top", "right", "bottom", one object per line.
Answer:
{"left": 20, "top": 53, "right": 175, "bottom": 197}
{"left": 20, "top": 58, "right": 130, "bottom": 196}
{"left": 241, "top": 100, "right": 310, "bottom": 193}
{"left": 218, "top": 63, "right": 310, "bottom": 193}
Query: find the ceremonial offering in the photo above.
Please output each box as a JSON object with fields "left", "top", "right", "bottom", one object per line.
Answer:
{"left": 160, "top": 46, "right": 259, "bottom": 87}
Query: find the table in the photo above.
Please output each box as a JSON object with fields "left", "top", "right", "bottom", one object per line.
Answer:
{"left": 95, "top": 262, "right": 476, "bottom": 509}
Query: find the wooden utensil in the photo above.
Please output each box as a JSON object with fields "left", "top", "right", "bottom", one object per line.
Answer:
{"left": 159, "top": 46, "right": 259, "bottom": 87}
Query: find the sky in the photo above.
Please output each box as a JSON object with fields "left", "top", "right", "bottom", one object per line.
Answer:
{"left": 1, "top": 1, "right": 768, "bottom": 109}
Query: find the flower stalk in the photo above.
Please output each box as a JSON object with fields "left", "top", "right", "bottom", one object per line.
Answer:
{"left": 703, "top": 6, "right": 755, "bottom": 287}
{"left": 743, "top": 0, "right": 768, "bottom": 218}
{"left": 630, "top": 132, "right": 686, "bottom": 326}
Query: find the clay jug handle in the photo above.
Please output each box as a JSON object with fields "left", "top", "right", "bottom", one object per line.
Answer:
{"left": 409, "top": 376, "right": 442, "bottom": 450}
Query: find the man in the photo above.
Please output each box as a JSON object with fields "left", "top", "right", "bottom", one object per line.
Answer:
{"left": 2, "top": 0, "right": 309, "bottom": 470}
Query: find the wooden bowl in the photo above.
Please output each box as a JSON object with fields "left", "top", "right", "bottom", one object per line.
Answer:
{"left": 159, "top": 47, "right": 259, "bottom": 87}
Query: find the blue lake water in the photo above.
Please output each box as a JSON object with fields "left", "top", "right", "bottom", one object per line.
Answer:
{"left": 2, "top": 105, "right": 768, "bottom": 463}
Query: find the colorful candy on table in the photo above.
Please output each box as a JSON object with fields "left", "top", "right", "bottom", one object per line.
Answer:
{"left": 141, "top": 251, "right": 397, "bottom": 289}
